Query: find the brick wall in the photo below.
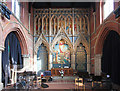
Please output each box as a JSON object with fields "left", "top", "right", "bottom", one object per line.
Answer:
{"left": 90, "top": 2, "right": 120, "bottom": 74}
{"left": 0, "top": 2, "right": 34, "bottom": 67}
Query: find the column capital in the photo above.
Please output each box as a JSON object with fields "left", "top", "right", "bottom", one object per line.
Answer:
{"left": 93, "top": 12, "right": 96, "bottom": 15}
{"left": 71, "top": 52, "right": 75, "bottom": 55}
{"left": 95, "top": 54, "right": 102, "bottom": 58}
{"left": 0, "top": 45, "right": 4, "bottom": 51}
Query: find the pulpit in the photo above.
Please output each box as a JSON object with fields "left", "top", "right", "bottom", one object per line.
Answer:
{"left": 51, "top": 68, "right": 73, "bottom": 76}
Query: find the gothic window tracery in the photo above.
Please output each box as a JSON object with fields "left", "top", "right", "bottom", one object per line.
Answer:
{"left": 81, "top": 17, "right": 86, "bottom": 33}
{"left": 38, "top": 17, "right": 42, "bottom": 34}
{"left": 59, "top": 15, "right": 65, "bottom": 30}
{"left": 34, "top": 8, "right": 90, "bottom": 36}
{"left": 43, "top": 15, "right": 49, "bottom": 35}
{"left": 34, "top": 8, "right": 90, "bottom": 70}
{"left": 51, "top": 15, "right": 58, "bottom": 35}
{"left": 35, "top": 17, "right": 39, "bottom": 35}
{"left": 74, "top": 15, "right": 81, "bottom": 35}
{"left": 66, "top": 15, "right": 72, "bottom": 35}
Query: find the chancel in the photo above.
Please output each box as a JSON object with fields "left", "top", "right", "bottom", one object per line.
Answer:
{"left": 0, "top": 1, "right": 120, "bottom": 91}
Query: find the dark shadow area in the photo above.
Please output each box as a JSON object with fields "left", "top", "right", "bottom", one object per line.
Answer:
{"left": 102, "top": 30, "right": 120, "bottom": 85}
{"left": 31, "top": 2, "right": 95, "bottom": 9}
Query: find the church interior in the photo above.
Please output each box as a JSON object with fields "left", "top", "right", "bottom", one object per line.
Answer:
{"left": 0, "top": 1, "right": 120, "bottom": 91}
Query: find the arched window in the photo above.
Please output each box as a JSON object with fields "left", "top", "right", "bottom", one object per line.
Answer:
{"left": 12, "top": 0, "right": 20, "bottom": 19}
{"left": 51, "top": 15, "right": 58, "bottom": 35}
{"left": 37, "top": 44, "right": 48, "bottom": 71}
{"left": 59, "top": 15, "right": 65, "bottom": 30}
{"left": 74, "top": 16, "right": 80, "bottom": 35}
{"left": 66, "top": 15, "right": 73, "bottom": 35}
{"left": 75, "top": 43, "right": 87, "bottom": 71}
{"left": 43, "top": 15, "right": 49, "bottom": 35}
{"left": 103, "top": 0, "right": 114, "bottom": 19}
{"left": 35, "top": 17, "right": 39, "bottom": 35}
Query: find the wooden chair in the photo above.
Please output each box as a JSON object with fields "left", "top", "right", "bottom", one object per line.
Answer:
{"left": 37, "top": 77, "right": 41, "bottom": 86}
{"left": 92, "top": 76, "right": 102, "bottom": 88}
{"left": 75, "top": 78, "right": 85, "bottom": 91}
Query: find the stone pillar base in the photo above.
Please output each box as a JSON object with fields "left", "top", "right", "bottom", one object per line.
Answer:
{"left": 95, "top": 54, "right": 102, "bottom": 76}
{"left": 48, "top": 53, "right": 52, "bottom": 70}
{"left": 0, "top": 83, "right": 3, "bottom": 90}
{"left": 71, "top": 54, "right": 75, "bottom": 70}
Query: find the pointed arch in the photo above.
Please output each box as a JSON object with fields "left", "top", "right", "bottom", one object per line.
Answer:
{"left": 51, "top": 35, "right": 73, "bottom": 53}
{"left": 81, "top": 16, "right": 86, "bottom": 33}
{"left": 37, "top": 43, "right": 48, "bottom": 71}
{"left": 74, "top": 15, "right": 81, "bottom": 34}
{"left": 74, "top": 33, "right": 90, "bottom": 55}
{"left": 52, "top": 26, "right": 71, "bottom": 44}
{"left": 51, "top": 15, "right": 58, "bottom": 20}
{"left": 66, "top": 15, "right": 73, "bottom": 34}
{"left": 85, "top": 15, "right": 90, "bottom": 35}
{"left": 94, "top": 21, "right": 120, "bottom": 55}
{"left": 34, "top": 34, "right": 49, "bottom": 54}
{"left": 42, "top": 15, "right": 49, "bottom": 35}
{"left": 58, "top": 15, "right": 65, "bottom": 30}
{"left": 38, "top": 16, "right": 42, "bottom": 35}
{"left": 58, "top": 15, "right": 65, "bottom": 19}
{"left": 3, "top": 22, "right": 28, "bottom": 55}
{"left": 34, "top": 15, "right": 39, "bottom": 35}
{"left": 51, "top": 15, "right": 58, "bottom": 35}
{"left": 66, "top": 15, "right": 72, "bottom": 19}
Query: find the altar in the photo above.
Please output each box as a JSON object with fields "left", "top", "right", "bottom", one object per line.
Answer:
{"left": 51, "top": 68, "right": 73, "bottom": 76}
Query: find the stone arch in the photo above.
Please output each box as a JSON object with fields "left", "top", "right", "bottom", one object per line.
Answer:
{"left": 34, "top": 15, "right": 39, "bottom": 35}
{"left": 81, "top": 16, "right": 86, "bottom": 30}
{"left": 66, "top": 15, "right": 73, "bottom": 34}
{"left": 51, "top": 15, "right": 57, "bottom": 21}
{"left": 75, "top": 43, "right": 87, "bottom": 71}
{"left": 42, "top": 15, "right": 48, "bottom": 24}
{"left": 58, "top": 15, "right": 65, "bottom": 29}
{"left": 74, "top": 15, "right": 81, "bottom": 34}
{"left": 58, "top": 15, "right": 65, "bottom": 19}
{"left": 42, "top": 15, "right": 49, "bottom": 35}
{"left": 37, "top": 43, "right": 48, "bottom": 71}
{"left": 66, "top": 14, "right": 72, "bottom": 19}
{"left": 38, "top": 16, "right": 42, "bottom": 34}
{"left": 2, "top": 22, "right": 28, "bottom": 55}
{"left": 51, "top": 15, "right": 58, "bottom": 35}
{"left": 42, "top": 15, "right": 47, "bottom": 19}
{"left": 51, "top": 35, "right": 73, "bottom": 53}
{"left": 85, "top": 15, "right": 90, "bottom": 35}
{"left": 35, "top": 36, "right": 49, "bottom": 55}
{"left": 94, "top": 21, "right": 120, "bottom": 55}
{"left": 74, "top": 34, "right": 90, "bottom": 55}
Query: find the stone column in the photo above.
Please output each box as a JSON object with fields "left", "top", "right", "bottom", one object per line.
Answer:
{"left": 34, "top": 54, "right": 37, "bottom": 72}
{"left": 48, "top": 52, "right": 52, "bottom": 70}
{"left": 87, "top": 55, "right": 90, "bottom": 74}
{"left": 71, "top": 53, "right": 75, "bottom": 70}
{"left": 0, "top": 46, "right": 4, "bottom": 90}
{"left": 22, "top": 54, "right": 30, "bottom": 71}
{"left": 95, "top": 54, "right": 102, "bottom": 76}
{"left": 93, "top": 12, "right": 96, "bottom": 32}
{"left": 28, "top": 13, "right": 31, "bottom": 34}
